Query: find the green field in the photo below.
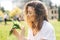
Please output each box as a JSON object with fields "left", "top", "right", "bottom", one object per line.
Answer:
{"left": 49, "top": 20, "right": 60, "bottom": 40}
{"left": 0, "top": 20, "right": 60, "bottom": 40}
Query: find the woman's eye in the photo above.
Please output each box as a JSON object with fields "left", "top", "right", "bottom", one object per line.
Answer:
{"left": 29, "top": 12, "right": 32, "bottom": 14}
{"left": 27, "top": 12, "right": 32, "bottom": 15}
{"left": 26, "top": 12, "right": 28, "bottom": 14}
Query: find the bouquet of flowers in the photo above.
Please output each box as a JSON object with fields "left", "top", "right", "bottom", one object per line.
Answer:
{"left": 9, "top": 20, "right": 21, "bottom": 35}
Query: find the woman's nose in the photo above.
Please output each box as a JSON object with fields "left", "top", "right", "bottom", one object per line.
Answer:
{"left": 27, "top": 13, "right": 30, "bottom": 17}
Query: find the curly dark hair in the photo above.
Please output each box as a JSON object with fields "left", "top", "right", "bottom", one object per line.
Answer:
{"left": 24, "top": 1, "right": 48, "bottom": 30}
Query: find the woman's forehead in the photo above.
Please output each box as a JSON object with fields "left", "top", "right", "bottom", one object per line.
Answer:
{"left": 28, "top": 6, "right": 35, "bottom": 11}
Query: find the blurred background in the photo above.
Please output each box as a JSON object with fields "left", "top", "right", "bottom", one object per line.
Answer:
{"left": 0, "top": 0, "right": 60, "bottom": 40}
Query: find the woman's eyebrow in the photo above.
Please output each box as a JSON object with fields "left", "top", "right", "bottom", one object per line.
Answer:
{"left": 28, "top": 10, "right": 32, "bottom": 12}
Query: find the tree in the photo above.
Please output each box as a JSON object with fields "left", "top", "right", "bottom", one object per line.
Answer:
{"left": 49, "top": 1, "right": 53, "bottom": 9}
{"left": 9, "top": 7, "right": 22, "bottom": 18}
{"left": 0, "top": 7, "right": 5, "bottom": 13}
{"left": 58, "top": 6, "right": 60, "bottom": 21}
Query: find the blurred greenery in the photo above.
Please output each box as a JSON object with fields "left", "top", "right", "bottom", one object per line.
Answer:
{"left": 58, "top": 6, "right": 60, "bottom": 21}
{"left": 0, "top": 21, "right": 28, "bottom": 40}
{"left": 0, "top": 7, "right": 22, "bottom": 19}
{"left": 49, "top": 20, "right": 60, "bottom": 40}
{"left": 0, "top": 20, "right": 60, "bottom": 40}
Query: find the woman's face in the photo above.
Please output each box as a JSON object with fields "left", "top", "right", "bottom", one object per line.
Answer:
{"left": 26, "top": 6, "right": 36, "bottom": 22}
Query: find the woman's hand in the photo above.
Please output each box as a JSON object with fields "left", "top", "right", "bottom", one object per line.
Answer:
{"left": 12, "top": 27, "right": 26, "bottom": 40}
{"left": 12, "top": 29, "right": 20, "bottom": 38}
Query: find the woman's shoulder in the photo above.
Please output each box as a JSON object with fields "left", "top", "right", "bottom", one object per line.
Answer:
{"left": 39, "top": 20, "right": 55, "bottom": 36}
{"left": 42, "top": 20, "right": 54, "bottom": 31}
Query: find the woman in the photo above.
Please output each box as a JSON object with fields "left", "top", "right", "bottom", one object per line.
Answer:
{"left": 12, "top": 1, "right": 56, "bottom": 40}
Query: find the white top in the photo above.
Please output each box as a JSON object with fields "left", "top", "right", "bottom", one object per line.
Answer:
{"left": 4, "top": 14, "right": 8, "bottom": 19}
{"left": 27, "top": 20, "right": 56, "bottom": 40}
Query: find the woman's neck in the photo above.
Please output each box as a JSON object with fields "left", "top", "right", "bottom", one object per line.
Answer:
{"left": 32, "top": 27, "right": 39, "bottom": 36}
{"left": 32, "top": 21, "right": 38, "bottom": 29}
{"left": 31, "top": 20, "right": 43, "bottom": 36}
{"left": 31, "top": 21, "right": 39, "bottom": 36}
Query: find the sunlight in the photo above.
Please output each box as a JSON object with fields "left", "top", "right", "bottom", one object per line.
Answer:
{"left": 0, "top": 1, "right": 13, "bottom": 11}
{"left": 51, "top": 0, "right": 60, "bottom": 6}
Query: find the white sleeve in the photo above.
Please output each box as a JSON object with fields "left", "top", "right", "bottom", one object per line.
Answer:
{"left": 47, "top": 28, "right": 56, "bottom": 40}
{"left": 41, "top": 26, "right": 56, "bottom": 40}
{"left": 42, "top": 21, "right": 56, "bottom": 40}
{"left": 41, "top": 30, "right": 56, "bottom": 40}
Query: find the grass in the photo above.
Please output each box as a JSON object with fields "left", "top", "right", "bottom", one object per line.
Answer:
{"left": 49, "top": 20, "right": 60, "bottom": 40}
{"left": 0, "top": 20, "right": 60, "bottom": 40}
{"left": 0, "top": 22, "right": 18, "bottom": 40}
{"left": 0, "top": 21, "right": 28, "bottom": 40}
